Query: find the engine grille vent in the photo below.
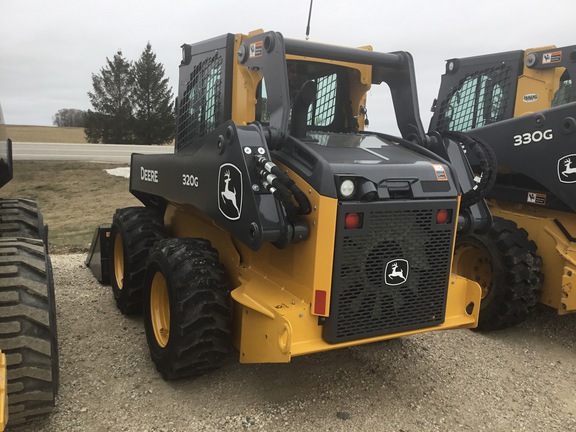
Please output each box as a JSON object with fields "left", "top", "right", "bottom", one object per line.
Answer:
{"left": 323, "top": 201, "right": 456, "bottom": 343}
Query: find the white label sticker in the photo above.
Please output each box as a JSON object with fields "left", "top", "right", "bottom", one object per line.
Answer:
{"left": 543, "top": 51, "right": 562, "bottom": 64}
{"left": 432, "top": 164, "right": 448, "bottom": 181}
{"left": 249, "top": 41, "right": 263, "bottom": 58}
{"left": 527, "top": 192, "right": 546, "bottom": 205}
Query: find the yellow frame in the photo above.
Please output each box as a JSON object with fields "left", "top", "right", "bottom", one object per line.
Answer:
{"left": 489, "top": 200, "right": 576, "bottom": 314}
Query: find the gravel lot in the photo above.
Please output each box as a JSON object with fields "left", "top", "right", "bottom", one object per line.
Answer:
{"left": 17, "top": 254, "right": 576, "bottom": 432}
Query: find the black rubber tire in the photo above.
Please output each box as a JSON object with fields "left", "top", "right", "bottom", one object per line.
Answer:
{"left": 0, "top": 199, "right": 46, "bottom": 242}
{"left": 454, "top": 217, "right": 543, "bottom": 331}
{"left": 109, "top": 207, "right": 167, "bottom": 315}
{"left": 143, "top": 238, "right": 231, "bottom": 380}
{"left": 0, "top": 238, "right": 58, "bottom": 426}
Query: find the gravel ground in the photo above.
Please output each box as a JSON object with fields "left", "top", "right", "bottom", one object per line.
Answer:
{"left": 16, "top": 254, "right": 576, "bottom": 432}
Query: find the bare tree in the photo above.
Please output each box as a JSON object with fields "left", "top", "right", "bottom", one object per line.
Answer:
{"left": 53, "top": 108, "right": 86, "bottom": 127}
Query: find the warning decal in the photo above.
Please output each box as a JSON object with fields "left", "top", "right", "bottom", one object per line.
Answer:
{"left": 527, "top": 192, "right": 546, "bottom": 206}
{"left": 432, "top": 164, "right": 448, "bottom": 181}
{"left": 249, "top": 41, "right": 263, "bottom": 59}
{"left": 542, "top": 51, "right": 562, "bottom": 64}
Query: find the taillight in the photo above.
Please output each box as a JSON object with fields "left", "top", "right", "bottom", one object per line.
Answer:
{"left": 436, "top": 209, "right": 451, "bottom": 224}
{"left": 345, "top": 212, "right": 362, "bottom": 229}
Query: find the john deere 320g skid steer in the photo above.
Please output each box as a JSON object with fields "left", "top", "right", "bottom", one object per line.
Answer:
{"left": 431, "top": 44, "right": 576, "bottom": 329}
{"left": 89, "top": 29, "right": 494, "bottom": 379}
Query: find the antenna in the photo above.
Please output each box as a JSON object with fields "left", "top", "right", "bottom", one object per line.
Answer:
{"left": 305, "top": 0, "right": 314, "bottom": 40}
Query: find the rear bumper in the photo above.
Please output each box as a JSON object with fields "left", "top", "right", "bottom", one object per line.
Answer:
{"left": 231, "top": 272, "right": 480, "bottom": 364}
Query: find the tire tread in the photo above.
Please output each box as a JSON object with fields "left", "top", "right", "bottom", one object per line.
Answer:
{"left": 144, "top": 238, "right": 231, "bottom": 380}
{"left": 458, "top": 217, "right": 543, "bottom": 331}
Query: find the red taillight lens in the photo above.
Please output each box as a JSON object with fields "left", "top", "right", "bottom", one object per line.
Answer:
{"left": 345, "top": 212, "right": 361, "bottom": 229}
{"left": 436, "top": 209, "right": 450, "bottom": 224}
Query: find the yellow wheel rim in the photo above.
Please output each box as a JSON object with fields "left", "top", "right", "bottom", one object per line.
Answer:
{"left": 453, "top": 244, "right": 493, "bottom": 299}
{"left": 113, "top": 234, "right": 124, "bottom": 290}
{"left": 150, "top": 271, "right": 170, "bottom": 348}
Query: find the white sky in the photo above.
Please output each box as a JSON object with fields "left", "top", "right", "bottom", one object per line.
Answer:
{"left": 1, "top": 0, "right": 574, "bottom": 134}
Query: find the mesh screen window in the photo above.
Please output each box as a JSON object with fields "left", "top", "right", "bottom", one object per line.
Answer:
{"left": 307, "top": 74, "right": 337, "bottom": 127}
{"left": 437, "top": 65, "right": 512, "bottom": 132}
{"left": 552, "top": 73, "right": 576, "bottom": 107}
{"left": 177, "top": 53, "right": 223, "bottom": 150}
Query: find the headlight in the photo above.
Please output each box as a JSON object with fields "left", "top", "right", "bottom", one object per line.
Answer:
{"left": 339, "top": 179, "right": 355, "bottom": 199}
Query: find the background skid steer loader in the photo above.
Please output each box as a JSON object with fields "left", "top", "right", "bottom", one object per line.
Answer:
{"left": 0, "top": 103, "right": 59, "bottom": 429}
{"left": 430, "top": 44, "right": 576, "bottom": 329}
{"left": 89, "top": 29, "right": 494, "bottom": 380}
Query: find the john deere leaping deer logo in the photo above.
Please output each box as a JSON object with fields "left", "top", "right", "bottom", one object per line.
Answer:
{"left": 218, "top": 163, "right": 243, "bottom": 220}
{"left": 558, "top": 155, "right": 576, "bottom": 184}
{"left": 384, "top": 259, "right": 409, "bottom": 286}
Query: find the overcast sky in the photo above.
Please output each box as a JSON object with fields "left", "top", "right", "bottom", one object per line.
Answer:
{"left": 1, "top": 0, "right": 574, "bottom": 133}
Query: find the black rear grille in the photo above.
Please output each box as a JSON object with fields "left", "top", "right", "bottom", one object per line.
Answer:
{"left": 323, "top": 200, "right": 457, "bottom": 343}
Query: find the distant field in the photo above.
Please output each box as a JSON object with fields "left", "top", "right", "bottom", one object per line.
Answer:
{"left": 2, "top": 161, "right": 140, "bottom": 253}
{"left": 7, "top": 125, "right": 87, "bottom": 143}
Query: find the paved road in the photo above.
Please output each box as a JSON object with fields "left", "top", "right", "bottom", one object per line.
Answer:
{"left": 12, "top": 142, "right": 173, "bottom": 163}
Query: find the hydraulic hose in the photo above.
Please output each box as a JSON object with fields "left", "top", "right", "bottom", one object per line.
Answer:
{"left": 443, "top": 131, "right": 497, "bottom": 208}
{"left": 255, "top": 155, "right": 312, "bottom": 218}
